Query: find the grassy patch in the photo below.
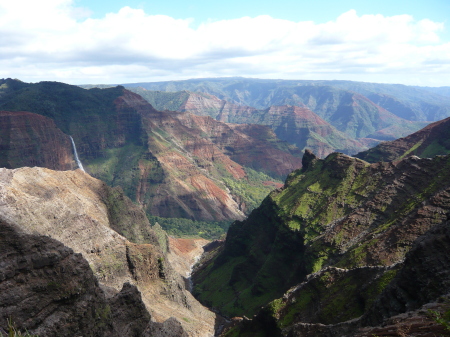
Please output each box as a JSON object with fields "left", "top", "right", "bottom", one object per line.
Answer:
{"left": 222, "top": 167, "right": 282, "bottom": 213}
{"left": 148, "top": 215, "right": 230, "bottom": 240}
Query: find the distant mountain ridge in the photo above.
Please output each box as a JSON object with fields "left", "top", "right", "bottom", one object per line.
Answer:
{"left": 129, "top": 88, "right": 379, "bottom": 157}
{"left": 123, "top": 77, "right": 450, "bottom": 122}
{"left": 126, "top": 80, "right": 432, "bottom": 154}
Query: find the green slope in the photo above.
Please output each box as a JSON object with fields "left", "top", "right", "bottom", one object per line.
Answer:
{"left": 193, "top": 150, "right": 450, "bottom": 318}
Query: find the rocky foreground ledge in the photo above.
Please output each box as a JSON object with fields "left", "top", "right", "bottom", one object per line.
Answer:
{"left": 0, "top": 167, "right": 217, "bottom": 336}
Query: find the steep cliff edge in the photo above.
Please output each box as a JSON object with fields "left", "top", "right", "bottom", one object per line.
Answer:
{"left": 224, "top": 220, "right": 450, "bottom": 336}
{"left": 0, "top": 167, "right": 216, "bottom": 336}
{"left": 193, "top": 151, "right": 450, "bottom": 325}
{"left": 0, "top": 111, "right": 74, "bottom": 170}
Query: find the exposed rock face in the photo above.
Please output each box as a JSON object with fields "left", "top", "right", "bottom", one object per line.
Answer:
{"left": 0, "top": 80, "right": 298, "bottom": 221}
{"left": 0, "top": 167, "right": 216, "bottom": 336}
{"left": 121, "top": 91, "right": 247, "bottom": 221}
{"left": 119, "top": 90, "right": 300, "bottom": 219}
{"left": 193, "top": 152, "right": 450, "bottom": 323}
{"left": 171, "top": 111, "right": 302, "bottom": 178}
{"left": 271, "top": 220, "right": 450, "bottom": 337}
{"left": 167, "top": 237, "right": 210, "bottom": 279}
{"left": 178, "top": 91, "right": 256, "bottom": 124}
{"left": 133, "top": 89, "right": 370, "bottom": 157}
{"left": 0, "top": 222, "right": 151, "bottom": 337}
{"left": 0, "top": 111, "right": 74, "bottom": 170}
{"left": 236, "top": 105, "right": 365, "bottom": 158}
{"left": 363, "top": 220, "right": 450, "bottom": 326}
{"left": 356, "top": 116, "right": 450, "bottom": 162}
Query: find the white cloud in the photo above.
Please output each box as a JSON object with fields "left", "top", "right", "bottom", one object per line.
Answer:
{"left": 0, "top": 1, "right": 448, "bottom": 85}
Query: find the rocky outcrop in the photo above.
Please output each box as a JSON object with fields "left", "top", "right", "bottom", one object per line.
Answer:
{"left": 193, "top": 152, "right": 450, "bottom": 322}
{"left": 207, "top": 152, "right": 450, "bottom": 336}
{"left": 362, "top": 220, "right": 450, "bottom": 326}
{"left": 0, "top": 221, "right": 151, "bottom": 337}
{"left": 0, "top": 111, "right": 74, "bottom": 170}
{"left": 263, "top": 219, "right": 450, "bottom": 337}
{"left": 0, "top": 167, "right": 216, "bottom": 336}
{"left": 356, "top": 116, "right": 450, "bottom": 162}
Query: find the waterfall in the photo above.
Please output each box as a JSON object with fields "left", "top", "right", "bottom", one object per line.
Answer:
{"left": 69, "top": 136, "right": 85, "bottom": 172}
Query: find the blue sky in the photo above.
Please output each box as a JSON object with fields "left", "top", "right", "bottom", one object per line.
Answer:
{"left": 77, "top": 0, "right": 449, "bottom": 30}
{"left": 1, "top": 0, "right": 449, "bottom": 86}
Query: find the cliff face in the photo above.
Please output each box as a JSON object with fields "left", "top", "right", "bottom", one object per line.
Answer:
{"left": 0, "top": 221, "right": 151, "bottom": 337}
{"left": 116, "top": 91, "right": 246, "bottom": 221}
{"left": 169, "top": 111, "right": 302, "bottom": 178}
{"left": 193, "top": 152, "right": 450, "bottom": 325}
{"left": 0, "top": 167, "right": 216, "bottom": 336}
{"left": 178, "top": 91, "right": 256, "bottom": 123}
{"left": 243, "top": 105, "right": 365, "bottom": 157}
{"left": 356, "top": 116, "right": 450, "bottom": 163}
{"left": 0, "top": 80, "right": 301, "bottom": 222}
{"left": 0, "top": 111, "right": 74, "bottom": 170}
{"left": 0, "top": 222, "right": 154, "bottom": 337}
{"left": 253, "top": 219, "right": 450, "bottom": 337}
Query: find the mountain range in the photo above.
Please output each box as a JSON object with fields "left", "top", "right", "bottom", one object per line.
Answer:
{"left": 2, "top": 77, "right": 450, "bottom": 336}
{"left": 84, "top": 77, "right": 445, "bottom": 157}
{"left": 124, "top": 78, "right": 450, "bottom": 122}
{"left": 125, "top": 78, "right": 444, "bottom": 140}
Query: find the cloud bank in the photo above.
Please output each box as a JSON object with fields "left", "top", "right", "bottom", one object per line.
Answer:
{"left": 0, "top": 0, "right": 448, "bottom": 85}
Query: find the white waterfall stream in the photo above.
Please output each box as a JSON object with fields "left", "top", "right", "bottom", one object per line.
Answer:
{"left": 69, "top": 136, "right": 85, "bottom": 172}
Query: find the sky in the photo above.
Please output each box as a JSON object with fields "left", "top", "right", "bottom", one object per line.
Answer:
{"left": 1, "top": 0, "right": 449, "bottom": 86}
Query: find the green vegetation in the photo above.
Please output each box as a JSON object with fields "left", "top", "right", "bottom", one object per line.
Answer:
{"left": 129, "top": 88, "right": 190, "bottom": 112}
{"left": 194, "top": 152, "right": 450, "bottom": 320}
{"left": 399, "top": 139, "right": 423, "bottom": 159}
{"left": 0, "top": 319, "right": 39, "bottom": 337}
{"left": 148, "top": 215, "right": 231, "bottom": 239}
{"left": 428, "top": 309, "right": 450, "bottom": 332}
{"left": 420, "top": 140, "right": 450, "bottom": 158}
{"left": 223, "top": 167, "right": 282, "bottom": 213}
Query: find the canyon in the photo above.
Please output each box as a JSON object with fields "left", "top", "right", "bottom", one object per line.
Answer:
{"left": 0, "top": 79, "right": 302, "bottom": 226}
{"left": 2, "top": 77, "right": 450, "bottom": 336}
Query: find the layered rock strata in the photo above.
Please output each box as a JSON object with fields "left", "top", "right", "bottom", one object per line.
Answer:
{"left": 0, "top": 221, "right": 151, "bottom": 337}
{"left": 0, "top": 111, "right": 74, "bottom": 170}
{"left": 0, "top": 80, "right": 301, "bottom": 221}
